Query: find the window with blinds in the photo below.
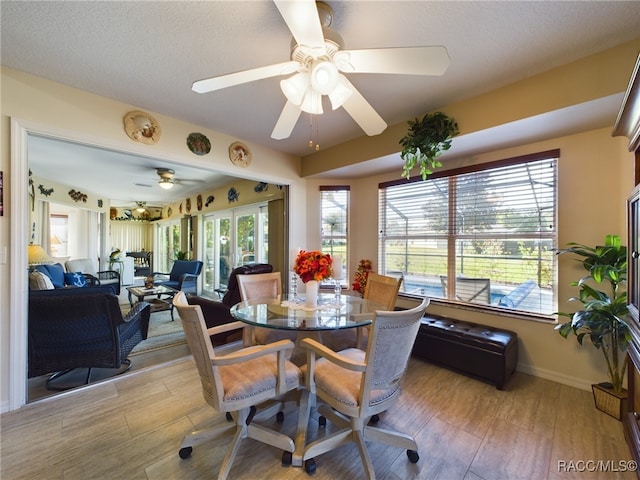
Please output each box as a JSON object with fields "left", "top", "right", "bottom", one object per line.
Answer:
{"left": 321, "top": 187, "right": 349, "bottom": 286}
{"left": 379, "top": 150, "right": 558, "bottom": 315}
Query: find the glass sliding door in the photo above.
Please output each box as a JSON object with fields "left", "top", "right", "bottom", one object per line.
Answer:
{"left": 201, "top": 213, "right": 232, "bottom": 298}
{"left": 200, "top": 204, "right": 267, "bottom": 298}
{"left": 156, "top": 219, "right": 181, "bottom": 274}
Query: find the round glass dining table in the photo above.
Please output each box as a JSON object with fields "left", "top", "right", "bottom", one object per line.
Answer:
{"left": 229, "top": 292, "right": 386, "bottom": 468}
{"left": 229, "top": 293, "right": 385, "bottom": 332}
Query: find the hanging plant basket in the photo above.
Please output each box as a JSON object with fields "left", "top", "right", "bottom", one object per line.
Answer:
{"left": 399, "top": 111, "right": 459, "bottom": 180}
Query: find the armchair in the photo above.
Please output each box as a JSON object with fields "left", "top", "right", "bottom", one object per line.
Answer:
{"left": 152, "top": 260, "right": 203, "bottom": 295}
{"left": 173, "top": 291, "right": 301, "bottom": 480}
{"left": 300, "top": 297, "right": 430, "bottom": 477}
{"left": 186, "top": 263, "right": 274, "bottom": 347}
{"left": 28, "top": 286, "right": 150, "bottom": 390}
{"left": 65, "top": 258, "right": 121, "bottom": 295}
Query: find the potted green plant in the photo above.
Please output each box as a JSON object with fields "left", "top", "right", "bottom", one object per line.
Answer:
{"left": 175, "top": 251, "right": 190, "bottom": 260}
{"left": 555, "top": 234, "right": 631, "bottom": 419}
{"left": 399, "top": 111, "right": 459, "bottom": 180}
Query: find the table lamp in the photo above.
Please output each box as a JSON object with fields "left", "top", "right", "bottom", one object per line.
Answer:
{"left": 28, "top": 244, "right": 51, "bottom": 271}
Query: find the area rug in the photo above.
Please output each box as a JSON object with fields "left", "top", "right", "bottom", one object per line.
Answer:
{"left": 130, "top": 309, "right": 186, "bottom": 355}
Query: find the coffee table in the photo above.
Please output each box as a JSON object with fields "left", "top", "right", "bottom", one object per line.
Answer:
{"left": 127, "top": 285, "right": 177, "bottom": 320}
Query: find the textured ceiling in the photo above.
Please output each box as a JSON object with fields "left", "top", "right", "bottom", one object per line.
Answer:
{"left": 2, "top": 1, "right": 639, "bottom": 204}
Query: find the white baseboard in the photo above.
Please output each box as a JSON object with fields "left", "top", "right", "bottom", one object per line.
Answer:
{"left": 517, "top": 363, "right": 594, "bottom": 392}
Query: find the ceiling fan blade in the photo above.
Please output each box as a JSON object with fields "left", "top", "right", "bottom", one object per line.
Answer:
{"left": 192, "top": 61, "right": 299, "bottom": 93}
{"left": 336, "top": 46, "right": 450, "bottom": 76}
{"left": 271, "top": 101, "right": 303, "bottom": 140}
{"left": 340, "top": 79, "right": 387, "bottom": 136}
{"left": 274, "top": 0, "right": 326, "bottom": 56}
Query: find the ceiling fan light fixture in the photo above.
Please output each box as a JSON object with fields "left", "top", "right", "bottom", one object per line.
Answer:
{"left": 310, "top": 60, "right": 339, "bottom": 95}
{"left": 328, "top": 74, "right": 353, "bottom": 110}
{"left": 158, "top": 178, "right": 174, "bottom": 190}
{"left": 300, "top": 88, "right": 323, "bottom": 114}
{"left": 280, "top": 72, "right": 310, "bottom": 105}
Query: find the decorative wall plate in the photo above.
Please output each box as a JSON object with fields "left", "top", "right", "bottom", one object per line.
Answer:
{"left": 197, "top": 194, "right": 203, "bottom": 211}
{"left": 124, "top": 110, "right": 161, "bottom": 145}
{"left": 187, "top": 132, "right": 211, "bottom": 155}
{"left": 228, "top": 142, "right": 252, "bottom": 168}
{"left": 185, "top": 198, "right": 192, "bottom": 214}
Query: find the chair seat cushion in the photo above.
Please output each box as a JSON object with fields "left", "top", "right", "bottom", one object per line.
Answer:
{"left": 220, "top": 352, "right": 300, "bottom": 402}
{"left": 311, "top": 348, "right": 398, "bottom": 407}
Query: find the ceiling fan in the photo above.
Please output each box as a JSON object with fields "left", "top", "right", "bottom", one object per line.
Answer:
{"left": 133, "top": 168, "right": 204, "bottom": 190}
{"left": 192, "top": 0, "right": 450, "bottom": 140}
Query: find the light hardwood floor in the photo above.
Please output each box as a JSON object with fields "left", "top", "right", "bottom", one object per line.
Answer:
{"left": 2, "top": 354, "right": 636, "bottom": 480}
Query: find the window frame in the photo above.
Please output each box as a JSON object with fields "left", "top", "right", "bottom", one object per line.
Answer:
{"left": 378, "top": 150, "right": 559, "bottom": 318}
{"left": 320, "top": 186, "right": 350, "bottom": 286}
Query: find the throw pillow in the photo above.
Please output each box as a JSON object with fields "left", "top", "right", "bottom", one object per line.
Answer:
{"left": 29, "top": 271, "right": 54, "bottom": 290}
{"left": 46, "top": 263, "right": 66, "bottom": 288}
{"left": 35, "top": 263, "right": 65, "bottom": 288}
{"left": 64, "top": 272, "right": 87, "bottom": 287}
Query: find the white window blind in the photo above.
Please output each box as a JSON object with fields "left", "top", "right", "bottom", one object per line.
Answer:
{"left": 379, "top": 151, "right": 558, "bottom": 315}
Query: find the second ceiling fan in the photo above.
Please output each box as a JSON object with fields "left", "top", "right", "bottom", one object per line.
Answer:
{"left": 192, "top": 0, "right": 450, "bottom": 140}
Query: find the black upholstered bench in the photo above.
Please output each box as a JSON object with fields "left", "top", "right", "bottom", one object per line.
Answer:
{"left": 412, "top": 315, "right": 518, "bottom": 390}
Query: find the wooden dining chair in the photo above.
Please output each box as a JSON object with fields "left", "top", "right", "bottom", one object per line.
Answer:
{"left": 300, "top": 297, "right": 430, "bottom": 478}
{"left": 172, "top": 291, "right": 301, "bottom": 479}
{"left": 236, "top": 272, "right": 297, "bottom": 347}
{"left": 364, "top": 272, "right": 403, "bottom": 310}
{"left": 324, "top": 272, "right": 403, "bottom": 352}
{"left": 237, "top": 271, "right": 282, "bottom": 301}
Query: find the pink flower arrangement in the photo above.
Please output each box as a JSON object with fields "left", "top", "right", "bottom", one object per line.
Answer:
{"left": 294, "top": 250, "right": 333, "bottom": 283}
{"left": 352, "top": 258, "right": 373, "bottom": 295}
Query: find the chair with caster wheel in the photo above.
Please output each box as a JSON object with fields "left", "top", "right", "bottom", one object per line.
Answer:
{"left": 300, "top": 297, "right": 430, "bottom": 479}
{"left": 173, "top": 291, "right": 302, "bottom": 480}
